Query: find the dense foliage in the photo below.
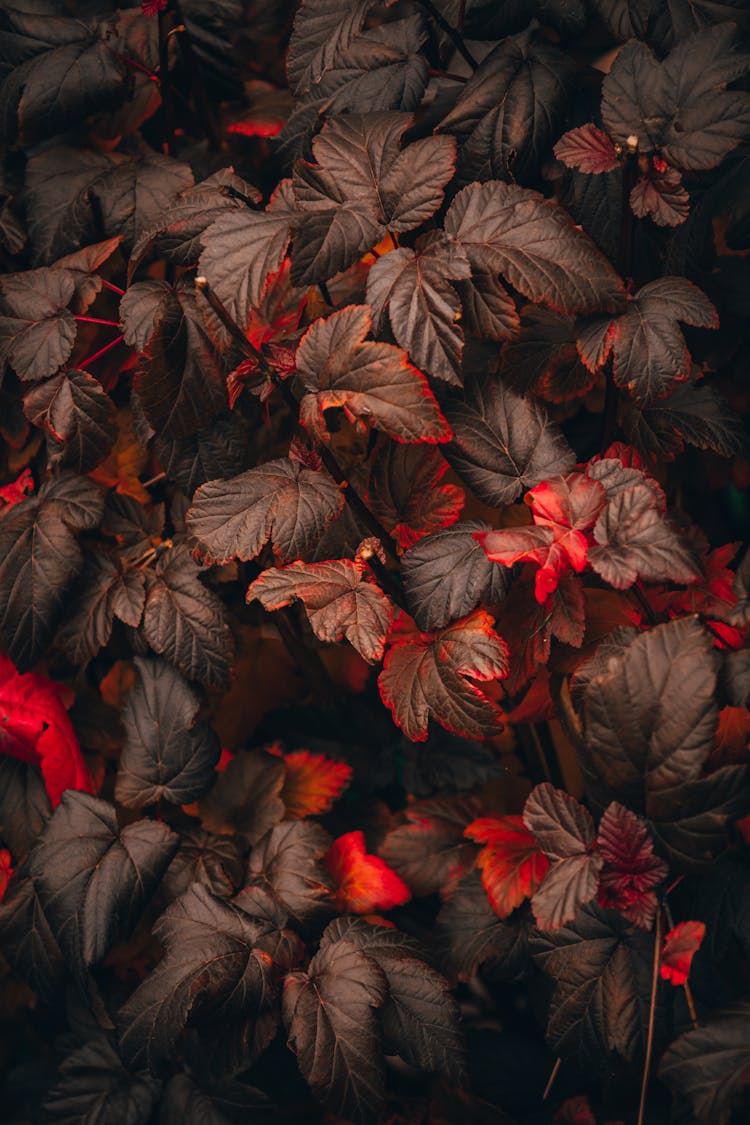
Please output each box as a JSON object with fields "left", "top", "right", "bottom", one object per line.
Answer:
{"left": 1, "top": 1, "right": 749, "bottom": 1122}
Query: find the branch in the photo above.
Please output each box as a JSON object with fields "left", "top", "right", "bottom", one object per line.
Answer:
{"left": 418, "top": 0, "right": 478, "bottom": 70}
{"left": 637, "top": 907, "right": 662, "bottom": 1125}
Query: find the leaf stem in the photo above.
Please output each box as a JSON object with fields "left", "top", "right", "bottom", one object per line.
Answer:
{"left": 101, "top": 279, "right": 126, "bottom": 297}
{"left": 428, "top": 67, "right": 469, "bottom": 83}
{"left": 418, "top": 0, "right": 478, "bottom": 69}
{"left": 76, "top": 334, "right": 124, "bottom": 369}
{"left": 142, "top": 471, "right": 167, "bottom": 489}
{"left": 638, "top": 906, "right": 662, "bottom": 1125}
{"left": 194, "top": 276, "right": 402, "bottom": 565}
{"left": 632, "top": 583, "right": 658, "bottom": 626}
{"left": 543, "top": 1057, "right": 561, "bottom": 1101}
{"left": 75, "top": 316, "right": 121, "bottom": 327}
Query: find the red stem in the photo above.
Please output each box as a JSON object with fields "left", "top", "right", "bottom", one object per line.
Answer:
{"left": 101, "top": 279, "right": 125, "bottom": 297}
{"left": 76, "top": 334, "right": 124, "bottom": 369}
{"left": 75, "top": 315, "right": 121, "bottom": 327}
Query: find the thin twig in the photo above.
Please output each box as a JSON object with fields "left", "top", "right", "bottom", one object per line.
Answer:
{"left": 101, "top": 279, "right": 126, "bottom": 297}
{"left": 75, "top": 316, "right": 121, "bottom": 327}
{"left": 550, "top": 674, "right": 585, "bottom": 751}
{"left": 158, "top": 8, "right": 176, "bottom": 156}
{"left": 142, "top": 471, "right": 167, "bottom": 490}
{"left": 632, "top": 583, "right": 658, "bottom": 626}
{"left": 638, "top": 907, "right": 663, "bottom": 1125}
{"left": 418, "top": 0, "right": 478, "bottom": 69}
{"left": 194, "top": 276, "right": 402, "bottom": 564}
{"left": 663, "top": 902, "right": 700, "bottom": 1030}
{"left": 428, "top": 67, "right": 469, "bottom": 83}
{"left": 543, "top": 1057, "right": 561, "bottom": 1101}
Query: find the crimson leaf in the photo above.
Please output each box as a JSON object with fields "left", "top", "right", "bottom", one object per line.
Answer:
{"left": 187, "top": 457, "right": 344, "bottom": 565}
{"left": 247, "top": 555, "right": 393, "bottom": 664}
{"left": 379, "top": 609, "right": 509, "bottom": 741}
{"left": 576, "top": 277, "right": 718, "bottom": 403}
{"left": 442, "top": 377, "right": 576, "bottom": 506}
{"left": 295, "top": 304, "right": 450, "bottom": 443}
{"left": 530, "top": 902, "right": 654, "bottom": 1069}
{"left": 116, "top": 657, "right": 220, "bottom": 809}
{"left": 282, "top": 935, "right": 388, "bottom": 1122}
{"left": 366, "top": 232, "right": 470, "bottom": 384}
{"left": 601, "top": 25, "right": 750, "bottom": 172}
{"left": 28, "top": 791, "right": 178, "bottom": 972}
{"left": 119, "top": 885, "right": 275, "bottom": 1073}
{"left": 321, "top": 916, "right": 466, "bottom": 1078}
{"left": 445, "top": 181, "right": 625, "bottom": 316}
{"left": 401, "top": 521, "right": 508, "bottom": 631}
{"left": 579, "top": 618, "right": 750, "bottom": 867}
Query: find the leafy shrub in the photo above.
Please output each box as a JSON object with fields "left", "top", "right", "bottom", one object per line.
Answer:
{"left": 0, "top": 1, "right": 749, "bottom": 1122}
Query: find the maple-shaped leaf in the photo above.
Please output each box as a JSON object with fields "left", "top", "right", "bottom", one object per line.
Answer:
{"left": 630, "top": 163, "right": 690, "bottom": 227}
{"left": 0, "top": 266, "right": 77, "bottom": 381}
{"left": 249, "top": 555, "right": 393, "bottom": 663}
{"left": 445, "top": 181, "right": 625, "bottom": 316}
{"left": 379, "top": 609, "right": 509, "bottom": 741}
{"left": 401, "top": 521, "right": 508, "bottom": 632}
{"left": 54, "top": 551, "right": 145, "bottom": 667}
{"left": 119, "top": 884, "right": 275, "bottom": 1073}
{"left": 366, "top": 231, "right": 470, "bottom": 384}
{"left": 291, "top": 113, "right": 456, "bottom": 285}
{"left": 129, "top": 168, "right": 260, "bottom": 280}
{"left": 187, "top": 456, "right": 344, "bottom": 565}
{"left": 587, "top": 483, "right": 701, "bottom": 589}
{"left": 140, "top": 543, "right": 234, "bottom": 690}
{"left": 245, "top": 821, "right": 335, "bottom": 929}
{"left": 0, "top": 654, "right": 92, "bottom": 808}
{"left": 43, "top": 1035, "right": 161, "bottom": 1125}
{"left": 364, "top": 440, "right": 464, "bottom": 549}
{"left": 660, "top": 920, "right": 705, "bottom": 985}
{"left": 601, "top": 25, "right": 750, "bottom": 172}
{"left": 531, "top": 902, "right": 654, "bottom": 1069}
{"left": 325, "top": 830, "right": 411, "bottom": 913}
{"left": 28, "top": 791, "right": 177, "bottom": 973}
{"left": 620, "top": 381, "right": 747, "bottom": 461}
{"left": 24, "top": 369, "right": 116, "bottom": 473}
{"left": 197, "top": 749, "right": 286, "bottom": 845}
{"left": 122, "top": 280, "right": 227, "bottom": 440}
{"left": 379, "top": 796, "right": 480, "bottom": 897}
{"left": 287, "top": 0, "right": 374, "bottom": 94}
{"left": 523, "top": 783, "right": 603, "bottom": 930}
{"left": 554, "top": 124, "right": 619, "bottom": 174}
{"left": 161, "top": 827, "right": 245, "bottom": 904}
{"left": 295, "top": 304, "right": 450, "bottom": 444}
{"left": 497, "top": 304, "right": 596, "bottom": 403}
{"left": 478, "top": 473, "right": 606, "bottom": 602}
{"left": 596, "top": 802, "right": 668, "bottom": 928}
{"left": 577, "top": 277, "right": 718, "bottom": 403}
{"left": 465, "top": 815, "right": 549, "bottom": 919}
{"left": 282, "top": 933, "right": 388, "bottom": 1122}
{"left": 281, "top": 749, "right": 353, "bottom": 819}
{"left": 0, "top": 877, "right": 64, "bottom": 1002}
{"left": 197, "top": 180, "right": 296, "bottom": 336}
{"left": 440, "top": 32, "right": 572, "bottom": 184}
{"left": 659, "top": 1001, "right": 750, "bottom": 1124}
{"left": 436, "top": 870, "right": 532, "bottom": 982}
{"left": 580, "top": 618, "right": 750, "bottom": 867}
{"left": 321, "top": 916, "right": 466, "bottom": 1078}
{"left": 442, "top": 376, "right": 576, "bottom": 506}
{"left": 116, "top": 658, "right": 220, "bottom": 810}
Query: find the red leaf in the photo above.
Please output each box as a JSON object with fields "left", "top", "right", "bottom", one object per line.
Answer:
{"left": 365, "top": 442, "right": 464, "bottom": 550}
{"left": 0, "top": 848, "right": 12, "bottom": 902}
{"left": 465, "top": 815, "right": 549, "bottom": 919}
{"left": 295, "top": 305, "right": 451, "bottom": 445}
{"left": 630, "top": 164, "right": 690, "bottom": 228}
{"left": 142, "top": 0, "right": 167, "bottom": 13}
{"left": 660, "top": 920, "right": 706, "bottom": 985}
{"left": 596, "top": 802, "right": 668, "bottom": 928}
{"left": 478, "top": 473, "right": 606, "bottom": 602}
{"left": 0, "top": 655, "right": 92, "bottom": 807}
{"left": 554, "top": 124, "right": 620, "bottom": 174}
{"left": 247, "top": 556, "right": 394, "bottom": 664}
{"left": 324, "top": 830, "right": 411, "bottom": 913}
{"left": 378, "top": 609, "right": 509, "bottom": 741}
{"left": 0, "top": 468, "right": 34, "bottom": 509}
{"left": 281, "top": 750, "right": 353, "bottom": 819}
